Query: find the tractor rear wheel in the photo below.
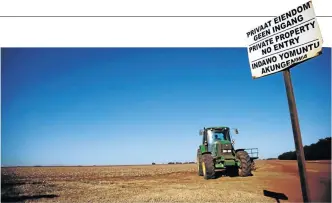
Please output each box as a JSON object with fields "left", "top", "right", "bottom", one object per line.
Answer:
{"left": 236, "top": 150, "right": 251, "bottom": 177}
{"left": 202, "top": 153, "right": 215, "bottom": 179}
{"left": 251, "top": 160, "right": 256, "bottom": 171}
{"left": 197, "top": 149, "right": 203, "bottom": 176}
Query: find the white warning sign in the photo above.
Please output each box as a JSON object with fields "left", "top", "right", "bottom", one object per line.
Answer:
{"left": 246, "top": 1, "right": 323, "bottom": 79}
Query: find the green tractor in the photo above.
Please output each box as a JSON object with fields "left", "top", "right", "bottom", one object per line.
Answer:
{"left": 196, "top": 126, "right": 258, "bottom": 179}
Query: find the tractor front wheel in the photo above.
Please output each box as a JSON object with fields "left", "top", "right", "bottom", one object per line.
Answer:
{"left": 202, "top": 153, "right": 216, "bottom": 180}
{"left": 197, "top": 149, "right": 203, "bottom": 176}
{"left": 236, "top": 151, "right": 251, "bottom": 177}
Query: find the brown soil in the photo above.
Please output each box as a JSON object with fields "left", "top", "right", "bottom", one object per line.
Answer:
{"left": 1, "top": 160, "right": 330, "bottom": 202}
{"left": 263, "top": 160, "right": 331, "bottom": 202}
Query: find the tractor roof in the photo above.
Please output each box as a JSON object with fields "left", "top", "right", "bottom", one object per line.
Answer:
{"left": 205, "top": 126, "right": 229, "bottom": 130}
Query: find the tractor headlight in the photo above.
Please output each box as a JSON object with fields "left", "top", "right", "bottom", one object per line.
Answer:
{"left": 222, "top": 150, "right": 227, "bottom": 153}
{"left": 227, "top": 150, "right": 232, "bottom": 153}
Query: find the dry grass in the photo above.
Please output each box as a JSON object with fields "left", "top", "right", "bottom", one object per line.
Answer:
{"left": 1, "top": 161, "right": 330, "bottom": 202}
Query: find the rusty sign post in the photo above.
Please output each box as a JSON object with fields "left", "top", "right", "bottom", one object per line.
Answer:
{"left": 245, "top": 1, "right": 324, "bottom": 202}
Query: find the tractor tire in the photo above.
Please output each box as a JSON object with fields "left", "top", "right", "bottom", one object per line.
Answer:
{"left": 251, "top": 160, "right": 256, "bottom": 171}
{"left": 236, "top": 150, "right": 251, "bottom": 177}
{"left": 197, "top": 149, "right": 203, "bottom": 176}
{"left": 202, "top": 153, "right": 216, "bottom": 180}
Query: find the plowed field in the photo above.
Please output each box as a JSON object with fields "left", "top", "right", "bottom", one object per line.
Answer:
{"left": 1, "top": 160, "right": 330, "bottom": 202}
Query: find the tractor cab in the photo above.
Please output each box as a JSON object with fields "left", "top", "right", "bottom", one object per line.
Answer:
{"left": 200, "top": 127, "right": 234, "bottom": 157}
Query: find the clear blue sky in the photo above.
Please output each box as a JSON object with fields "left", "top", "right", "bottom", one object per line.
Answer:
{"left": 1, "top": 48, "right": 331, "bottom": 166}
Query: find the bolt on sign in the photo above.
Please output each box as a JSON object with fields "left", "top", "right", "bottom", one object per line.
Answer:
{"left": 246, "top": 1, "right": 323, "bottom": 79}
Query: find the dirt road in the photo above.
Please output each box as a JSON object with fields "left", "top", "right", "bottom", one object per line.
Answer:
{"left": 1, "top": 160, "right": 330, "bottom": 202}
{"left": 265, "top": 160, "right": 331, "bottom": 202}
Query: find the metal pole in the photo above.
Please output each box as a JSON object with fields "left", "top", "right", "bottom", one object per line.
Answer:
{"left": 282, "top": 68, "right": 311, "bottom": 202}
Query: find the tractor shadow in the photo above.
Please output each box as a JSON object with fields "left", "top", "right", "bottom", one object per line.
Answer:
{"left": 263, "top": 189, "right": 288, "bottom": 203}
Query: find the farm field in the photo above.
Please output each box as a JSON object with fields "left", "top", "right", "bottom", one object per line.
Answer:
{"left": 1, "top": 160, "right": 331, "bottom": 203}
